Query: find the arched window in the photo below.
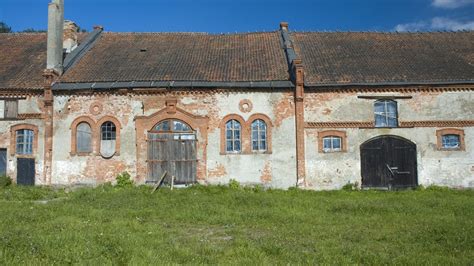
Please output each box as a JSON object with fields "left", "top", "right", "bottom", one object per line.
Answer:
{"left": 100, "top": 121, "right": 116, "bottom": 158}
{"left": 251, "top": 119, "right": 267, "bottom": 152}
{"left": 374, "top": 100, "right": 398, "bottom": 128}
{"left": 16, "top": 129, "right": 34, "bottom": 155}
{"left": 226, "top": 119, "right": 241, "bottom": 153}
{"left": 153, "top": 119, "right": 195, "bottom": 140}
{"left": 76, "top": 122, "right": 92, "bottom": 153}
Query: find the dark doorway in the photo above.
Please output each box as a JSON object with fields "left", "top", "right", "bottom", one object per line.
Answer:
{"left": 17, "top": 158, "right": 35, "bottom": 186}
{"left": 360, "top": 135, "right": 417, "bottom": 189}
{"left": 0, "top": 149, "right": 6, "bottom": 176}
{"left": 147, "top": 119, "right": 197, "bottom": 185}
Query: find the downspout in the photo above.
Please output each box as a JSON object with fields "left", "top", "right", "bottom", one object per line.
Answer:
{"left": 279, "top": 22, "right": 306, "bottom": 187}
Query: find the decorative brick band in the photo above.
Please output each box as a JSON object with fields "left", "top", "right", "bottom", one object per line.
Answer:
{"left": 17, "top": 113, "right": 43, "bottom": 120}
{"left": 306, "top": 120, "right": 474, "bottom": 128}
{"left": 306, "top": 122, "right": 374, "bottom": 128}
{"left": 400, "top": 120, "right": 474, "bottom": 127}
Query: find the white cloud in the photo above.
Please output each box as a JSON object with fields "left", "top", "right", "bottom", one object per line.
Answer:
{"left": 394, "top": 17, "right": 474, "bottom": 31}
{"left": 432, "top": 0, "right": 474, "bottom": 8}
{"left": 431, "top": 17, "right": 474, "bottom": 30}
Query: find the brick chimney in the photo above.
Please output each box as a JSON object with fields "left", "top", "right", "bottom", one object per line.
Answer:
{"left": 63, "top": 20, "right": 78, "bottom": 53}
{"left": 47, "top": 0, "right": 64, "bottom": 74}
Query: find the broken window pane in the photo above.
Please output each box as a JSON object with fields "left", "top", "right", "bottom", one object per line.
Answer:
{"left": 442, "top": 134, "right": 460, "bottom": 149}
{"left": 374, "top": 100, "right": 398, "bottom": 128}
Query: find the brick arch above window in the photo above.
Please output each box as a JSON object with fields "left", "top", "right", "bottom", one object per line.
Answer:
{"left": 248, "top": 114, "right": 273, "bottom": 154}
{"left": 436, "top": 128, "right": 465, "bottom": 151}
{"left": 220, "top": 114, "right": 247, "bottom": 154}
{"left": 10, "top": 123, "right": 39, "bottom": 156}
{"left": 317, "top": 130, "right": 347, "bottom": 153}
{"left": 97, "top": 116, "right": 122, "bottom": 156}
{"left": 70, "top": 116, "right": 97, "bottom": 155}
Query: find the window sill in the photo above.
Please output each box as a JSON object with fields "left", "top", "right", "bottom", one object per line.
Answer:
{"left": 437, "top": 148, "right": 464, "bottom": 151}
{"left": 71, "top": 152, "right": 94, "bottom": 157}
{"left": 16, "top": 154, "right": 35, "bottom": 159}
{"left": 220, "top": 151, "right": 272, "bottom": 155}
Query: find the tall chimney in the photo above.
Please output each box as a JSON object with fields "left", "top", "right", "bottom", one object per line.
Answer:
{"left": 63, "top": 20, "right": 78, "bottom": 53}
{"left": 47, "top": 0, "right": 64, "bottom": 74}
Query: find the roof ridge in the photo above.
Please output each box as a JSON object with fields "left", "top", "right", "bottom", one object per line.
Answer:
{"left": 101, "top": 30, "right": 279, "bottom": 36}
{"left": 290, "top": 30, "right": 474, "bottom": 34}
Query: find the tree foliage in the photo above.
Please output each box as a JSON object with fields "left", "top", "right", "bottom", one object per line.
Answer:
{"left": 0, "top": 21, "right": 12, "bottom": 33}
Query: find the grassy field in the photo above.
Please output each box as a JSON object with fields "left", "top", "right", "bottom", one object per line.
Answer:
{"left": 0, "top": 185, "right": 473, "bottom": 264}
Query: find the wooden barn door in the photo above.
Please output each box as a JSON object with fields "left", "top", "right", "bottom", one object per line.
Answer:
{"left": 0, "top": 149, "right": 6, "bottom": 176}
{"left": 17, "top": 158, "right": 35, "bottom": 186}
{"left": 147, "top": 119, "right": 197, "bottom": 185}
{"left": 361, "top": 135, "right": 417, "bottom": 189}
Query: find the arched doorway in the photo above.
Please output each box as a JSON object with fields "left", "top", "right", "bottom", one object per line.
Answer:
{"left": 147, "top": 119, "right": 197, "bottom": 185}
{"left": 360, "top": 135, "right": 417, "bottom": 189}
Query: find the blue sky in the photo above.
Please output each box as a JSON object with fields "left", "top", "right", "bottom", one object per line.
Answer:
{"left": 1, "top": 0, "right": 473, "bottom": 32}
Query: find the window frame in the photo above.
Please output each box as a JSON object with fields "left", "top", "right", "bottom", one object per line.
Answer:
{"left": 15, "top": 129, "right": 34, "bottom": 155}
{"left": 251, "top": 119, "right": 267, "bottom": 152}
{"left": 436, "top": 128, "right": 465, "bottom": 151}
{"left": 322, "top": 136, "right": 342, "bottom": 153}
{"left": 225, "top": 119, "right": 242, "bottom": 153}
{"left": 318, "top": 130, "right": 347, "bottom": 153}
{"left": 374, "top": 100, "right": 398, "bottom": 128}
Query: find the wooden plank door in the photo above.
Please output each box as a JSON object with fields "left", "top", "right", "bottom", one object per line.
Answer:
{"left": 0, "top": 149, "right": 6, "bottom": 176}
{"left": 147, "top": 132, "right": 197, "bottom": 185}
{"left": 17, "top": 158, "right": 35, "bottom": 186}
{"left": 361, "top": 135, "right": 417, "bottom": 189}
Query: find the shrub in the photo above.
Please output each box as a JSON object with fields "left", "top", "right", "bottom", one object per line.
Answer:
{"left": 342, "top": 182, "right": 359, "bottom": 191}
{"left": 0, "top": 175, "right": 12, "bottom": 187}
{"left": 228, "top": 179, "right": 240, "bottom": 190}
{"left": 115, "top": 172, "right": 134, "bottom": 188}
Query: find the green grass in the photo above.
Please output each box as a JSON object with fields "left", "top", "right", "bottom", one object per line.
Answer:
{"left": 0, "top": 185, "right": 473, "bottom": 264}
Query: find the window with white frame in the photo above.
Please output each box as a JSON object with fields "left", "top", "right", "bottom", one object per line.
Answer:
{"left": 374, "top": 100, "right": 398, "bottom": 127}
{"left": 251, "top": 119, "right": 267, "bottom": 152}
{"left": 225, "top": 119, "right": 241, "bottom": 153}
{"left": 100, "top": 121, "right": 117, "bottom": 157}
{"left": 322, "top": 136, "right": 342, "bottom": 152}
{"left": 16, "top": 129, "right": 34, "bottom": 155}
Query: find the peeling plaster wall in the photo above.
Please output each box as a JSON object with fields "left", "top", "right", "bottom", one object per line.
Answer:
{"left": 304, "top": 89, "right": 474, "bottom": 190}
{"left": 51, "top": 89, "right": 297, "bottom": 188}
{"left": 0, "top": 96, "right": 45, "bottom": 184}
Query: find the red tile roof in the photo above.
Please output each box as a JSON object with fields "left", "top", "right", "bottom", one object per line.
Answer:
{"left": 60, "top": 32, "right": 290, "bottom": 83}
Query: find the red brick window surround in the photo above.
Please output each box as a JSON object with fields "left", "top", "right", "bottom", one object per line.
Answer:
{"left": 70, "top": 116, "right": 121, "bottom": 157}
{"left": 220, "top": 114, "right": 273, "bottom": 155}
{"left": 436, "top": 128, "right": 465, "bottom": 151}
{"left": 318, "top": 130, "right": 347, "bottom": 153}
{"left": 220, "top": 114, "right": 246, "bottom": 154}
{"left": 10, "top": 124, "right": 38, "bottom": 157}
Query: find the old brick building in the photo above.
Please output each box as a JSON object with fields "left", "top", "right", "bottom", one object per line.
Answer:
{"left": 0, "top": 1, "right": 473, "bottom": 189}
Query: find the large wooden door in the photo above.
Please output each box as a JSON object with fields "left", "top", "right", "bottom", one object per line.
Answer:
{"left": 17, "top": 158, "right": 35, "bottom": 186}
{"left": 361, "top": 135, "right": 417, "bottom": 189}
{"left": 147, "top": 119, "right": 197, "bottom": 185}
{"left": 0, "top": 149, "right": 6, "bottom": 176}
